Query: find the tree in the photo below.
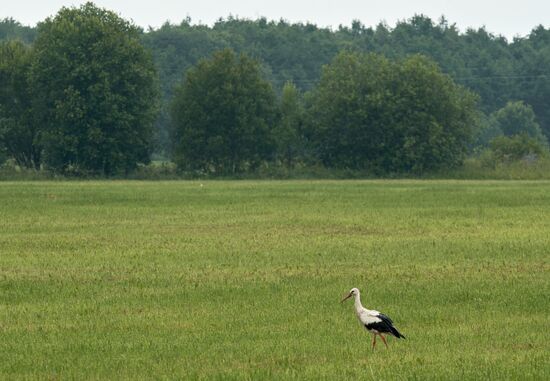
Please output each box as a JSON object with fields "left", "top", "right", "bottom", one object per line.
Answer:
{"left": 31, "top": 2, "right": 158, "bottom": 175}
{"left": 309, "top": 51, "right": 478, "bottom": 172}
{"left": 171, "top": 49, "right": 277, "bottom": 173}
{"left": 273, "top": 81, "right": 305, "bottom": 168}
{"left": 390, "top": 55, "right": 479, "bottom": 171}
{"left": 491, "top": 101, "right": 547, "bottom": 145}
{"left": 309, "top": 51, "right": 395, "bottom": 171}
{"left": 0, "top": 40, "right": 40, "bottom": 168}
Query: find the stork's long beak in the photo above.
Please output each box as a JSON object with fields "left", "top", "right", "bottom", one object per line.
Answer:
{"left": 341, "top": 292, "right": 352, "bottom": 303}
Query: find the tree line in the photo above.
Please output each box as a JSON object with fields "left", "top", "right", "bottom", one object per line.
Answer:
{"left": 1, "top": 2, "right": 549, "bottom": 175}
{"left": 141, "top": 15, "right": 550, "bottom": 157}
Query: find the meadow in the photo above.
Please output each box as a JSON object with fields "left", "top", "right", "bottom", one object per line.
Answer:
{"left": 0, "top": 180, "right": 548, "bottom": 380}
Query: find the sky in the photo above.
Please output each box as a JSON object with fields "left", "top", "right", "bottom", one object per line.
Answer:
{"left": 2, "top": 0, "right": 548, "bottom": 40}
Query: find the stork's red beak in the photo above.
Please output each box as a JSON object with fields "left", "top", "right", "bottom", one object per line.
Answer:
{"left": 341, "top": 292, "right": 352, "bottom": 303}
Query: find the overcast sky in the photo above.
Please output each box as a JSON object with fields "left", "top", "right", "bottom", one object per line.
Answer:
{"left": 2, "top": 0, "right": 548, "bottom": 40}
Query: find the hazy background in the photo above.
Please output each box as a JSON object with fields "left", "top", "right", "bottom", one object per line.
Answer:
{"left": 2, "top": 0, "right": 548, "bottom": 40}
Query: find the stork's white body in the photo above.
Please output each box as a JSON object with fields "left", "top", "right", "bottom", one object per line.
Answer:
{"left": 352, "top": 293, "right": 384, "bottom": 334}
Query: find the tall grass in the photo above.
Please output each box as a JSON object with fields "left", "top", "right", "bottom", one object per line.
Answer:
{"left": 3, "top": 157, "right": 550, "bottom": 180}
{"left": 433, "top": 157, "right": 550, "bottom": 180}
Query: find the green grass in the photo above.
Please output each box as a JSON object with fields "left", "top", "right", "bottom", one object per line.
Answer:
{"left": 0, "top": 180, "right": 549, "bottom": 380}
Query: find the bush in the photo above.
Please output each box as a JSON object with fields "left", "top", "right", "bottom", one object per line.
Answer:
{"left": 129, "top": 161, "right": 179, "bottom": 180}
{"left": 489, "top": 134, "right": 547, "bottom": 163}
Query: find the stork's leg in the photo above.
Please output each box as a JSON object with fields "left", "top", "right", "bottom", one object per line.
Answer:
{"left": 380, "top": 334, "right": 388, "bottom": 348}
{"left": 371, "top": 334, "right": 377, "bottom": 350}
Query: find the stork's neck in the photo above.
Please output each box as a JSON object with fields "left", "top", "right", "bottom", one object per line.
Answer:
{"left": 354, "top": 292, "right": 363, "bottom": 312}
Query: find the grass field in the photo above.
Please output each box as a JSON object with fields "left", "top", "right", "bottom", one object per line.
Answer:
{"left": 0, "top": 180, "right": 549, "bottom": 380}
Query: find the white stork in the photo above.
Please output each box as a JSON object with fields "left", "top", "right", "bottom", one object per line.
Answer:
{"left": 341, "top": 287, "right": 406, "bottom": 349}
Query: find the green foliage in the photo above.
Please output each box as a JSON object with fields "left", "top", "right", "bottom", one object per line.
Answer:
{"left": 143, "top": 16, "right": 550, "bottom": 155}
{"left": 489, "top": 134, "right": 547, "bottom": 162}
{"left": 5, "top": 11, "right": 550, "bottom": 170}
{"left": 0, "top": 40, "right": 40, "bottom": 168}
{"left": 472, "top": 101, "right": 548, "bottom": 150}
{"left": 310, "top": 51, "right": 478, "bottom": 173}
{"left": 471, "top": 112, "right": 502, "bottom": 148}
{"left": 309, "top": 52, "right": 392, "bottom": 171}
{"left": 272, "top": 81, "right": 305, "bottom": 168}
{"left": 510, "top": 26, "right": 550, "bottom": 139}
{"left": 0, "top": 18, "right": 37, "bottom": 43}
{"left": 1, "top": 181, "right": 549, "bottom": 379}
{"left": 141, "top": 20, "right": 224, "bottom": 157}
{"left": 142, "top": 18, "right": 341, "bottom": 158}
{"left": 6, "top": 13, "right": 550, "bottom": 159}
{"left": 31, "top": 2, "right": 159, "bottom": 175}
{"left": 491, "top": 101, "right": 547, "bottom": 144}
{"left": 171, "top": 49, "right": 277, "bottom": 173}
{"left": 391, "top": 55, "right": 478, "bottom": 171}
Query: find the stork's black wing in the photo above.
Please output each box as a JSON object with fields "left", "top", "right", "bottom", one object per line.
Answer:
{"left": 365, "top": 313, "right": 406, "bottom": 339}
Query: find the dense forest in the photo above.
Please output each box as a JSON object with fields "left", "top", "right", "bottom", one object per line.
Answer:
{"left": 1, "top": 4, "right": 550, "bottom": 176}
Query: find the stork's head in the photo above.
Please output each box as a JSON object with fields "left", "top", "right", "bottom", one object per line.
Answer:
{"left": 341, "top": 287, "right": 359, "bottom": 303}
